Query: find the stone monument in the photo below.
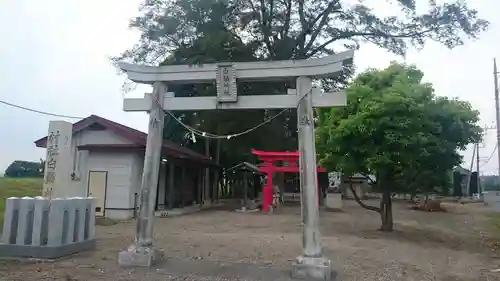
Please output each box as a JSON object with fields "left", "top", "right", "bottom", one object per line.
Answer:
{"left": 42, "top": 121, "right": 73, "bottom": 199}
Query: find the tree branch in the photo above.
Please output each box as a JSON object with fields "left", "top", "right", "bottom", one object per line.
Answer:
{"left": 307, "top": 28, "right": 436, "bottom": 58}
{"left": 304, "top": 1, "right": 338, "bottom": 51}
{"left": 362, "top": 174, "right": 377, "bottom": 185}
{"left": 349, "top": 185, "right": 380, "bottom": 213}
{"left": 259, "top": 0, "right": 275, "bottom": 57}
{"left": 281, "top": 0, "right": 292, "bottom": 38}
{"left": 296, "top": 0, "right": 308, "bottom": 57}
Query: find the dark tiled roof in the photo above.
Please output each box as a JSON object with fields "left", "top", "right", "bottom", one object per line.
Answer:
{"left": 227, "top": 162, "right": 264, "bottom": 174}
{"left": 34, "top": 114, "right": 213, "bottom": 165}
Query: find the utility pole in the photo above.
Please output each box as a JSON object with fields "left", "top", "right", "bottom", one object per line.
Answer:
{"left": 479, "top": 125, "right": 496, "bottom": 197}
{"left": 494, "top": 58, "right": 500, "bottom": 186}
{"left": 476, "top": 141, "right": 481, "bottom": 198}
{"left": 466, "top": 144, "right": 476, "bottom": 198}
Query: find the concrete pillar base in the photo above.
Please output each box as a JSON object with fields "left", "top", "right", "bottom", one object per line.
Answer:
{"left": 118, "top": 246, "right": 164, "bottom": 267}
{"left": 201, "top": 200, "right": 212, "bottom": 208}
{"left": 234, "top": 207, "right": 259, "bottom": 213}
{"left": 291, "top": 255, "right": 337, "bottom": 281}
{"left": 326, "top": 193, "right": 343, "bottom": 209}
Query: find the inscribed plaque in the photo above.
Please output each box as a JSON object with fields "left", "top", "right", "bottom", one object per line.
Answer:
{"left": 216, "top": 63, "right": 237, "bottom": 102}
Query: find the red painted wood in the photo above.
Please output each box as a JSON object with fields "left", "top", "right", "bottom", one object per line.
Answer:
{"left": 251, "top": 149, "right": 327, "bottom": 212}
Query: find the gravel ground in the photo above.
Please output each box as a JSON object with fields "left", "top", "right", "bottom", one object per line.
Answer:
{"left": 1, "top": 200, "right": 500, "bottom": 281}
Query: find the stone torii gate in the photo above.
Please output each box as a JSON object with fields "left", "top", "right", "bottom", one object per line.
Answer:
{"left": 117, "top": 50, "right": 354, "bottom": 280}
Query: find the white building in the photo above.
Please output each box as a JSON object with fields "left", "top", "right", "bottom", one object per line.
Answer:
{"left": 35, "top": 115, "right": 217, "bottom": 220}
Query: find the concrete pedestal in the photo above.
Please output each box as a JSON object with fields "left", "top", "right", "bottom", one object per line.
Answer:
{"left": 326, "top": 193, "right": 342, "bottom": 209}
{"left": 0, "top": 197, "right": 96, "bottom": 260}
{"left": 291, "top": 256, "right": 337, "bottom": 281}
{"left": 118, "top": 246, "right": 164, "bottom": 267}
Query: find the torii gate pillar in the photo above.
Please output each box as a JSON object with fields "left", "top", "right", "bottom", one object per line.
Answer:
{"left": 292, "top": 76, "right": 333, "bottom": 280}
{"left": 116, "top": 51, "right": 353, "bottom": 280}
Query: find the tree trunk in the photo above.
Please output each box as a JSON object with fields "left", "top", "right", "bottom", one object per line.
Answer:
{"left": 379, "top": 186, "right": 394, "bottom": 232}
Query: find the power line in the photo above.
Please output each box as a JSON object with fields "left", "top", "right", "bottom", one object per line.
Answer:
{"left": 1, "top": 87, "right": 312, "bottom": 141}
{"left": 480, "top": 143, "right": 498, "bottom": 168}
{"left": 0, "top": 100, "right": 84, "bottom": 120}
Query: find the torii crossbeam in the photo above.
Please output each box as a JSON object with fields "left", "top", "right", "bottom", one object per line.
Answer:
{"left": 117, "top": 50, "right": 354, "bottom": 281}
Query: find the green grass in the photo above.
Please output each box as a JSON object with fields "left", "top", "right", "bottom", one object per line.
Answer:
{"left": 0, "top": 177, "right": 43, "bottom": 227}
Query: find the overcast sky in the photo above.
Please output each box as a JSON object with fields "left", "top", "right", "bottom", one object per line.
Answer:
{"left": 0, "top": 0, "right": 498, "bottom": 175}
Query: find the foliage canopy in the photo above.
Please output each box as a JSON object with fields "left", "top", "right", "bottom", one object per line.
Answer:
{"left": 316, "top": 62, "right": 482, "bottom": 230}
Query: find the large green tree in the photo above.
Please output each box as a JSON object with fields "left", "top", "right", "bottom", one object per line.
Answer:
{"left": 115, "top": 0, "right": 488, "bottom": 165}
{"left": 316, "top": 63, "right": 482, "bottom": 231}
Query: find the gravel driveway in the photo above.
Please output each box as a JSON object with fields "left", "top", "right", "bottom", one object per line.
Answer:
{"left": 1, "top": 200, "right": 500, "bottom": 280}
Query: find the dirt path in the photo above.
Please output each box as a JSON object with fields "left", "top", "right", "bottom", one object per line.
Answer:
{"left": 1, "top": 200, "right": 500, "bottom": 280}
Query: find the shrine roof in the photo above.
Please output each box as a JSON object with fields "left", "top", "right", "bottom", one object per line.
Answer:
{"left": 34, "top": 115, "right": 214, "bottom": 165}
{"left": 227, "top": 162, "right": 265, "bottom": 174}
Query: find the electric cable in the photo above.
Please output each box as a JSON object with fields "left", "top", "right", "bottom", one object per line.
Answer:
{"left": 0, "top": 100, "right": 84, "bottom": 119}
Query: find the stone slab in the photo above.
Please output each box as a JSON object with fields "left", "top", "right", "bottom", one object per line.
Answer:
{"left": 0, "top": 239, "right": 95, "bottom": 260}
{"left": 42, "top": 120, "right": 74, "bottom": 198}
{"left": 326, "top": 193, "right": 342, "bottom": 209}
{"left": 118, "top": 247, "right": 164, "bottom": 267}
{"left": 154, "top": 257, "right": 327, "bottom": 281}
{"left": 234, "top": 208, "right": 259, "bottom": 213}
{"left": 291, "top": 256, "right": 337, "bottom": 281}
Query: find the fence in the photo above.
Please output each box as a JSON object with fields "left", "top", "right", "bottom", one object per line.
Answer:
{"left": 0, "top": 197, "right": 96, "bottom": 259}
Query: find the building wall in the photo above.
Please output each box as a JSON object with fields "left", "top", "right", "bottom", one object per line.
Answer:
{"left": 55, "top": 127, "right": 201, "bottom": 219}
{"left": 87, "top": 151, "right": 136, "bottom": 219}
{"left": 72, "top": 129, "right": 134, "bottom": 178}
{"left": 69, "top": 128, "right": 137, "bottom": 219}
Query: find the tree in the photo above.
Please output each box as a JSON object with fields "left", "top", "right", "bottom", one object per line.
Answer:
{"left": 120, "top": 0, "right": 488, "bottom": 64}
{"left": 157, "top": 17, "right": 297, "bottom": 166}
{"left": 4, "top": 160, "right": 44, "bottom": 178}
{"left": 316, "top": 63, "right": 481, "bottom": 231}
{"left": 114, "top": 0, "right": 488, "bottom": 167}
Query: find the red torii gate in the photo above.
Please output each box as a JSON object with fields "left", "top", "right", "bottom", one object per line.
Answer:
{"left": 251, "top": 149, "right": 325, "bottom": 212}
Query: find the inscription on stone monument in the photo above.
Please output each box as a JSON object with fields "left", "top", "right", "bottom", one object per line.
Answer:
{"left": 44, "top": 131, "right": 60, "bottom": 184}
{"left": 42, "top": 121, "right": 73, "bottom": 199}
{"left": 299, "top": 115, "right": 311, "bottom": 126}
{"left": 216, "top": 63, "right": 237, "bottom": 102}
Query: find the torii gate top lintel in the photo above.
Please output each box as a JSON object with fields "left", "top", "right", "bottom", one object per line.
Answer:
{"left": 119, "top": 50, "right": 354, "bottom": 84}
{"left": 121, "top": 50, "right": 354, "bottom": 112}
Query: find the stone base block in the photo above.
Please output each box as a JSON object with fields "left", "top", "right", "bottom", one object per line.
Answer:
{"left": 291, "top": 255, "right": 337, "bottom": 281}
{"left": 326, "top": 193, "right": 343, "bottom": 209}
{"left": 201, "top": 200, "right": 212, "bottom": 208}
{"left": 234, "top": 207, "right": 259, "bottom": 213}
{"left": 0, "top": 239, "right": 96, "bottom": 260}
{"left": 118, "top": 246, "right": 164, "bottom": 267}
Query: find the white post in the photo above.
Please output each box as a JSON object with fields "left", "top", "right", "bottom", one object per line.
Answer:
{"left": 31, "top": 197, "right": 49, "bottom": 246}
{"left": 292, "top": 76, "right": 335, "bottom": 280}
{"left": 47, "top": 199, "right": 65, "bottom": 246}
{"left": 118, "top": 81, "right": 166, "bottom": 267}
